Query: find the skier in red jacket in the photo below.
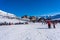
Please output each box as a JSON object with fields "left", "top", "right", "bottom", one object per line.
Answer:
{"left": 47, "top": 20, "right": 51, "bottom": 28}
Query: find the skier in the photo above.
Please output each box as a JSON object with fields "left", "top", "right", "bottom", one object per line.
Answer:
{"left": 52, "top": 21, "right": 56, "bottom": 28}
{"left": 47, "top": 20, "right": 51, "bottom": 28}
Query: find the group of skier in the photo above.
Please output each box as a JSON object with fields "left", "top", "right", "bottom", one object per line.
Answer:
{"left": 47, "top": 20, "right": 56, "bottom": 29}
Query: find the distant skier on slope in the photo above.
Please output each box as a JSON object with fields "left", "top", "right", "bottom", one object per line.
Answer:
{"left": 47, "top": 20, "right": 51, "bottom": 29}
{"left": 52, "top": 21, "right": 56, "bottom": 28}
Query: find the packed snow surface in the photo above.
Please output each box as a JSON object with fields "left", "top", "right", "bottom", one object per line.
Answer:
{"left": 0, "top": 23, "right": 60, "bottom": 40}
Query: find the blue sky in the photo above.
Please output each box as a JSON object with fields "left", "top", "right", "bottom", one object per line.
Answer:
{"left": 0, "top": 0, "right": 60, "bottom": 16}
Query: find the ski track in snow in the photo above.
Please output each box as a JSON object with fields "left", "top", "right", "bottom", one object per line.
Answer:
{"left": 0, "top": 23, "right": 60, "bottom": 40}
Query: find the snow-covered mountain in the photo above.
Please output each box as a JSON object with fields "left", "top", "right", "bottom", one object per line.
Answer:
{"left": 0, "top": 10, "right": 17, "bottom": 23}
{"left": 0, "top": 10, "right": 28, "bottom": 23}
{"left": 40, "top": 13, "right": 60, "bottom": 20}
{"left": 51, "top": 14, "right": 60, "bottom": 19}
{"left": 0, "top": 10, "right": 60, "bottom": 23}
{"left": 0, "top": 10, "right": 16, "bottom": 17}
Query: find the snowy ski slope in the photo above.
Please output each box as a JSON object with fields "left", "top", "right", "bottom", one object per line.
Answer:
{"left": 0, "top": 23, "right": 60, "bottom": 40}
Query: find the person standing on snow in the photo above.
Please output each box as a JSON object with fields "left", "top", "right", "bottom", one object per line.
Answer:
{"left": 47, "top": 20, "right": 51, "bottom": 28}
{"left": 52, "top": 21, "right": 56, "bottom": 28}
